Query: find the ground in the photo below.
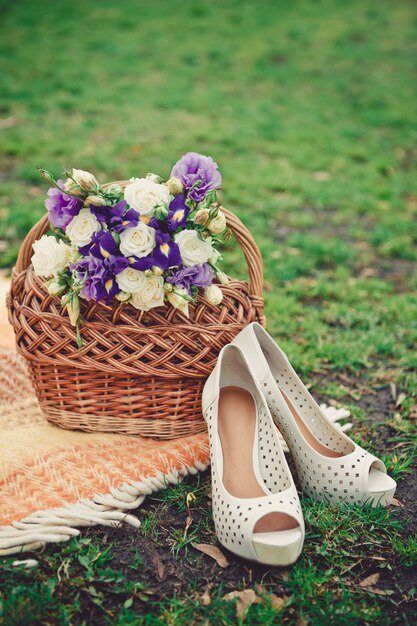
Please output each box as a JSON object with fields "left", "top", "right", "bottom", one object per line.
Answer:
{"left": 0, "top": 0, "right": 416, "bottom": 624}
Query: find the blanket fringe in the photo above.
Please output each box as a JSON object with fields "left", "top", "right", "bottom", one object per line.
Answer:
{"left": 0, "top": 461, "right": 209, "bottom": 556}
{"left": 0, "top": 405, "right": 350, "bottom": 556}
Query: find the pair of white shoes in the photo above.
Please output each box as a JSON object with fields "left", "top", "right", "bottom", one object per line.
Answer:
{"left": 202, "top": 323, "right": 397, "bottom": 567}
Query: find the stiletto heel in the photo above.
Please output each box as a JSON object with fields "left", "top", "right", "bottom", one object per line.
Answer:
{"left": 202, "top": 344, "right": 304, "bottom": 566}
{"left": 232, "top": 323, "right": 396, "bottom": 507}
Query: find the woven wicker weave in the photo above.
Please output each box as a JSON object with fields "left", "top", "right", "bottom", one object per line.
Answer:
{"left": 7, "top": 181, "right": 265, "bottom": 439}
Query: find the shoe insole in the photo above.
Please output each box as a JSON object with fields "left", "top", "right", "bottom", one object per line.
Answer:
{"left": 218, "top": 386, "right": 298, "bottom": 533}
{"left": 279, "top": 388, "right": 344, "bottom": 458}
{"left": 279, "top": 388, "right": 395, "bottom": 497}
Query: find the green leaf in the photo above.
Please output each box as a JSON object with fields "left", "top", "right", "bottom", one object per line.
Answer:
{"left": 78, "top": 555, "right": 91, "bottom": 570}
{"left": 76, "top": 322, "right": 83, "bottom": 350}
{"left": 111, "top": 230, "right": 121, "bottom": 245}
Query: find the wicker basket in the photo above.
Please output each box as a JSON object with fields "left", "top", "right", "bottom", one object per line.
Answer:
{"left": 6, "top": 180, "right": 265, "bottom": 439}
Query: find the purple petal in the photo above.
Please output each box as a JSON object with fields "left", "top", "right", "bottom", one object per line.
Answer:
{"left": 45, "top": 179, "right": 83, "bottom": 229}
{"left": 171, "top": 153, "right": 221, "bottom": 203}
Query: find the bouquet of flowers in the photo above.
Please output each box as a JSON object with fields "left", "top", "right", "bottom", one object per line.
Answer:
{"left": 31, "top": 153, "right": 231, "bottom": 345}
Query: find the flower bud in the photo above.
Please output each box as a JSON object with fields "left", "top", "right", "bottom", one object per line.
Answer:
{"left": 105, "top": 184, "right": 123, "bottom": 196}
{"left": 37, "top": 168, "right": 55, "bottom": 186}
{"left": 152, "top": 265, "right": 164, "bottom": 276}
{"left": 85, "top": 194, "right": 107, "bottom": 206}
{"left": 204, "top": 284, "right": 223, "bottom": 305}
{"left": 64, "top": 179, "right": 84, "bottom": 196}
{"left": 194, "top": 208, "right": 210, "bottom": 226}
{"left": 166, "top": 176, "right": 183, "bottom": 196}
{"left": 167, "top": 288, "right": 190, "bottom": 317}
{"left": 146, "top": 172, "right": 163, "bottom": 184}
{"left": 66, "top": 296, "right": 80, "bottom": 326}
{"left": 115, "top": 291, "right": 131, "bottom": 302}
{"left": 207, "top": 210, "right": 227, "bottom": 234}
{"left": 216, "top": 270, "right": 229, "bottom": 285}
{"left": 47, "top": 280, "right": 66, "bottom": 296}
{"left": 208, "top": 248, "right": 221, "bottom": 265}
{"left": 72, "top": 168, "right": 99, "bottom": 192}
{"left": 153, "top": 205, "right": 169, "bottom": 220}
{"left": 68, "top": 245, "right": 82, "bottom": 265}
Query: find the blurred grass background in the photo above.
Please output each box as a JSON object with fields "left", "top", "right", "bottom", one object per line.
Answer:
{"left": 1, "top": 0, "right": 416, "bottom": 374}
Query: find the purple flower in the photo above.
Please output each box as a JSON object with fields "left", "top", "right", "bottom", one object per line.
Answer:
{"left": 171, "top": 153, "right": 221, "bottom": 203}
{"left": 76, "top": 231, "right": 128, "bottom": 302}
{"left": 45, "top": 179, "right": 83, "bottom": 229}
{"left": 90, "top": 200, "right": 140, "bottom": 233}
{"left": 166, "top": 263, "right": 214, "bottom": 294}
{"left": 78, "top": 231, "right": 117, "bottom": 258}
{"left": 147, "top": 216, "right": 161, "bottom": 229}
{"left": 153, "top": 231, "right": 182, "bottom": 270}
{"left": 72, "top": 256, "right": 120, "bottom": 304}
{"left": 127, "top": 255, "right": 155, "bottom": 271}
{"left": 166, "top": 194, "right": 190, "bottom": 231}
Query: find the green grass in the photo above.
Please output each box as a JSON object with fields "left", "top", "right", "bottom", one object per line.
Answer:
{"left": 1, "top": 484, "right": 415, "bottom": 626}
{"left": 1, "top": 0, "right": 416, "bottom": 623}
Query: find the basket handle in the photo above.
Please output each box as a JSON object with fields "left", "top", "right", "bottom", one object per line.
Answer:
{"left": 15, "top": 182, "right": 264, "bottom": 299}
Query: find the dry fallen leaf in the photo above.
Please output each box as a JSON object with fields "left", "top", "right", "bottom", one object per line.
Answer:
{"left": 408, "top": 404, "right": 417, "bottom": 420}
{"left": 191, "top": 543, "right": 229, "bottom": 568}
{"left": 359, "top": 573, "right": 380, "bottom": 588}
{"left": 391, "top": 498, "right": 404, "bottom": 508}
{"left": 184, "top": 515, "right": 193, "bottom": 536}
{"left": 269, "top": 593, "right": 286, "bottom": 611}
{"left": 367, "top": 587, "right": 391, "bottom": 596}
{"left": 278, "top": 569, "right": 290, "bottom": 581}
{"left": 150, "top": 551, "right": 165, "bottom": 582}
{"left": 223, "top": 589, "right": 260, "bottom": 620}
{"left": 396, "top": 392, "right": 406, "bottom": 407}
{"left": 200, "top": 588, "right": 211, "bottom": 606}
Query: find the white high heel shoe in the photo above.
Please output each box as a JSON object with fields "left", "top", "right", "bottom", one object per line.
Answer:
{"left": 232, "top": 323, "right": 396, "bottom": 508}
{"left": 202, "top": 344, "right": 304, "bottom": 566}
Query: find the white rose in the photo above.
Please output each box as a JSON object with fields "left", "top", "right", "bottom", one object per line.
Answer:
{"left": 204, "top": 284, "right": 223, "bottom": 305}
{"left": 31, "top": 235, "right": 70, "bottom": 277}
{"left": 115, "top": 267, "right": 147, "bottom": 293}
{"left": 167, "top": 288, "right": 189, "bottom": 318}
{"left": 174, "top": 230, "right": 213, "bottom": 267}
{"left": 119, "top": 222, "right": 156, "bottom": 258}
{"left": 72, "top": 168, "right": 99, "bottom": 192}
{"left": 124, "top": 178, "right": 171, "bottom": 216}
{"left": 66, "top": 208, "right": 101, "bottom": 247}
{"left": 207, "top": 210, "right": 227, "bottom": 234}
{"left": 130, "top": 275, "right": 165, "bottom": 311}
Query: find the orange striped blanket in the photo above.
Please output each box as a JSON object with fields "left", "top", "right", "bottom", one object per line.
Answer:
{"left": 0, "top": 350, "right": 209, "bottom": 555}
